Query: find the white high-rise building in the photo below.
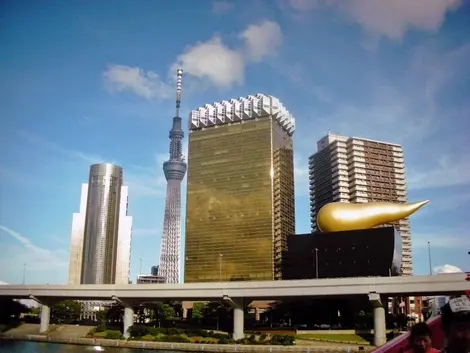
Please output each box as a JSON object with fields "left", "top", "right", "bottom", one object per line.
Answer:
{"left": 68, "top": 164, "right": 133, "bottom": 285}
{"left": 309, "top": 133, "right": 412, "bottom": 275}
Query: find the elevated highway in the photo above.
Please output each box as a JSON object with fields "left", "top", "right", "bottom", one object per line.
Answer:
{"left": 0, "top": 274, "right": 466, "bottom": 301}
{"left": 1, "top": 274, "right": 467, "bottom": 346}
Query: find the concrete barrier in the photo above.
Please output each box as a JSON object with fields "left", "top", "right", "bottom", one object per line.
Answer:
{"left": 0, "top": 333, "right": 373, "bottom": 352}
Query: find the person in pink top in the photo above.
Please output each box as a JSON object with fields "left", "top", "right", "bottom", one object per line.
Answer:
{"left": 404, "top": 322, "right": 440, "bottom": 353}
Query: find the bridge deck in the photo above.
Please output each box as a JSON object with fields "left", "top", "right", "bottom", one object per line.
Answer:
{"left": 0, "top": 274, "right": 468, "bottom": 301}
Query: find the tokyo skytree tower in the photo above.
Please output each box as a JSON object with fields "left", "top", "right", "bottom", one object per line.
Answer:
{"left": 158, "top": 69, "right": 187, "bottom": 283}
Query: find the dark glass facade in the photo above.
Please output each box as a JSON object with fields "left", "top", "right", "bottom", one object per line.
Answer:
{"left": 282, "top": 227, "right": 402, "bottom": 280}
{"left": 185, "top": 117, "right": 295, "bottom": 283}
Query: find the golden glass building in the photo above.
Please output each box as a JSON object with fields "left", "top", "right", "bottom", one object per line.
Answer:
{"left": 184, "top": 94, "right": 296, "bottom": 283}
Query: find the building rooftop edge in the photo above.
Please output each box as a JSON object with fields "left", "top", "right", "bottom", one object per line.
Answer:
{"left": 90, "top": 162, "right": 123, "bottom": 169}
{"left": 188, "top": 93, "right": 295, "bottom": 136}
{"left": 349, "top": 136, "right": 402, "bottom": 148}
{"left": 308, "top": 134, "right": 403, "bottom": 158}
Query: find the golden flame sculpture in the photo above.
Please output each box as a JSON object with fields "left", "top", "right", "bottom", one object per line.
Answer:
{"left": 316, "top": 200, "right": 429, "bottom": 233}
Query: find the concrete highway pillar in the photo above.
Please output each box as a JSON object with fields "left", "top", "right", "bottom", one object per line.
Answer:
{"left": 232, "top": 298, "right": 244, "bottom": 340}
{"left": 39, "top": 304, "right": 50, "bottom": 334}
{"left": 222, "top": 296, "right": 244, "bottom": 340}
{"left": 368, "top": 293, "right": 386, "bottom": 347}
{"left": 255, "top": 307, "right": 260, "bottom": 321}
{"left": 123, "top": 306, "right": 134, "bottom": 339}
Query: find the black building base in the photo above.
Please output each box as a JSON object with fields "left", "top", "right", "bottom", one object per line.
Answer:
{"left": 282, "top": 226, "right": 402, "bottom": 280}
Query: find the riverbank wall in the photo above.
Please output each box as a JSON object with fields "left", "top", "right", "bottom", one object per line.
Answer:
{"left": 1, "top": 334, "right": 372, "bottom": 352}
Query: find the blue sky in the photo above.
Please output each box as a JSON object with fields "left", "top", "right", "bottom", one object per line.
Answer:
{"left": 1, "top": 0, "right": 469, "bottom": 285}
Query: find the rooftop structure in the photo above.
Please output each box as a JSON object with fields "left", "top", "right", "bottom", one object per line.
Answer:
{"left": 188, "top": 93, "right": 295, "bottom": 135}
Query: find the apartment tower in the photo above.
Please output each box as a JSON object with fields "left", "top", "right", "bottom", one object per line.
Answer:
{"left": 68, "top": 163, "right": 133, "bottom": 285}
{"left": 184, "top": 94, "right": 296, "bottom": 283}
{"left": 308, "top": 133, "right": 412, "bottom": 275}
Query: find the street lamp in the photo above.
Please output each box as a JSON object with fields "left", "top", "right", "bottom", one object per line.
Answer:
{"left": 22, "top": 263, "right": 26, "bottom": 285}
{"left": 139, "top": 257, "right": 144, "bottom": 275}
{"left": 314, "top": 248, "right": 319, "bottom": 279}
{"left": 427, "top": 242, "right": 432, "bottom": 275}
{"left": 219, "top": 254, "right": 223, "bottom": 281}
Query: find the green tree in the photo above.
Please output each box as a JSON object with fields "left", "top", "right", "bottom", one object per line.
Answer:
{"left": 51, "top": 300, "right": 81, "bottom": 324}
{"left": 191, "top": 302, "right": 205, "bottom": 323}
{"left": 161, "top": 304, "right": 176, "bottom": 321}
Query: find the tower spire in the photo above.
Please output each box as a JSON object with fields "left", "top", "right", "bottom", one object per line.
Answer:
{"left": 168, "top": 69, "right": 185, "bottom": 161}
{"left": 158, "top": 68, "right": 187, "bottom": 284}
{"left": 175, "top": 69, "right": 183, "bottom": 119}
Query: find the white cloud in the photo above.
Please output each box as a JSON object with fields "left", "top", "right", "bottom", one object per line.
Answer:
{"left": 287, "top": 0, "right": 321, "bottom": 11}
{"left": 286, "top": 0, "right": 462, "bottom": 40}
{"left": 0, "top": 225, "right": 69, "bottom": 278}
{"left": 106, "top": 20, "right": 283, "bottom": 94}
{"left": 337, "top": 0, "right": 462, "bottom": 40}
{"left": 408, "top": 153, "right": 470, "bottom": 190}
{"left": 241, "top": 20, "right": 283, "bottom": 62}
{"left": 433, "top": 264, "right": 463, "bottom": 274}
{"left": 172, "top": 36, "right": 245, "bottom": 88}
{"left": 212, "top": 1, "right": 234, "bottom": 14}
{"left": 103, "top": 65, "right": 172, "bottom": 100}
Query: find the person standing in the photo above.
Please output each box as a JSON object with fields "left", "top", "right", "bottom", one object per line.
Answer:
{"left": 405, "top": 322, "right": 440, "bottom": 353}
{"left": 440, "top": 297, "right": 470, "bottom": 353}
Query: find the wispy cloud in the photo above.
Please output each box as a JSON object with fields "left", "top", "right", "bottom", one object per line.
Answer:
{"left": 294, "top": 152, "right": 309, "bottom": 197}
{"left": 17, "top": 131, "right": 167, "bottom": 198}
{"left": 285, "top": 0, "right": 462, "bottom": 41}
{"left": 127, "top": 171, "right": 167, "bottom": 198}
{"left": 0, "top": 164, "right": 41, "bottom": 187}
{"left": 103, "top": 65, "right": 173, "bottom": 100}
{"left": 287, "top": 38, "right": 469, "bottom": 191}
{"left": 412, "top": 191, "right": 470, "bottom": 218}
{"left": 0, "top": 225, "right": 69, "bottom": 281}
{"left": 408, "top": 154, "right": 470, "bottom": 190}
{"left": 413, "top": 229, "right": 470, "bottom": 249}
{"left": 18, "top": 130, "right": 110, "bottom": 165}
{"left": 50, "top": 234, "right": 68, "bottom": 245}
{"left": 211, "top": 1, "right": 235, "bottom": 14}
{"left": 133, "top": 228, "right": 159, "bottom": 237}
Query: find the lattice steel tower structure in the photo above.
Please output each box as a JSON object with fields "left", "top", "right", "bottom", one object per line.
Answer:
{"left": 158, "top": 69, "right": 187, "bottom": 283}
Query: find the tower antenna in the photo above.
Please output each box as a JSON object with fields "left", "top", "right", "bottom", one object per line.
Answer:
{"left": 175, "top": 69, "right": 183, "bottom": 119}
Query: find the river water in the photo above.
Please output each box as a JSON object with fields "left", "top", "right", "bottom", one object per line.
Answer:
{"left": 0, "top": 340, "right": 178, "bottom": 352}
